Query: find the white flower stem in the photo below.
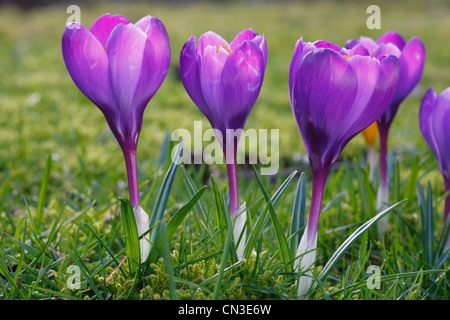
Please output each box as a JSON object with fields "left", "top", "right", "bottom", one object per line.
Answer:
{"left": 367, "top": 146, "right": 378, "bottom": 183}
{"left": 133, "top": 205, "right": 150, "bottom": 263}
{"left": 232, "top": 203, "right": 247, "bottom": 260}
{"left": 294, "top": 227, "right": 317, "bottom": 297}
{"left": 376, "top": 182, "right": 389, "bottom": 237}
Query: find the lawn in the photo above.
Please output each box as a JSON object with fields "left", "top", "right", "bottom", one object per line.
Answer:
{"left": 0, "top": 0, "right": 449, "bottom": 301}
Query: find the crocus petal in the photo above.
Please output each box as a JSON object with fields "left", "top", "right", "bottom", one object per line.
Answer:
{"left": 313, "top": 40, "right": 341, "bottom": 51}
{"left": 374, "top": 42, "right": 402, "bottom": 58}
{"left": 230, "top": 29, "right": 258, "bottom": 50}
{"left": 419, "top": 87, "right": 438, "bottom": 154}
{"left": 430, "top": 94, "right": 450, "bottom": 176}
{"left": 357, "top": 36, "right": 378, "bottom": 55}
{"left": 197, "top": 31, "right": 229, "bottom": 57}
{"left": 393, "top": 37, "right": 426, "bottom": 103}
{"left": 251, "top": 35, "right": 267, "bottom": 68}
{"left": 292, "top": 48, "right": 358, "bottom": 170}
{"left": 442, "top": 88, "right": 450, "bottom": 99}
{"left": 199, "top": 45, "right": 229, "bottom": 115}
{"left": 135, "top": 15, "right": 171, "bottom": 73}
{"left": 340, "top": 43, "right": 370, "bottom": 57}
{"left": 179, "top": 36, "right": 213, "bottom": 123}
{"left": 289, "top": 38, "right": 315, "bottom": 104}
{"left": 220, "top": 40, "right": 265, "bottom": 131}
{"left": 89, "top": 13, "right": 131, "bottom": 48}
{"left": 344, "top": 38, "right": 359, "bottom": 49}
{"left": 106, "top": 23, "right": 150, "bottom": 135}
{"left": 62, "top": 24, "right": 115, "bottom": 114}
{"left": 348, "top": 55, "right": 400, "bottom": 136}
{"left": 377, "top": 31, "right": 406, "bottom": 50}
{"left": 133, "top": 16, "right": 171, "bottom": 113}
{"left": 344, "top": 55, "right": 381, "bottom": 129}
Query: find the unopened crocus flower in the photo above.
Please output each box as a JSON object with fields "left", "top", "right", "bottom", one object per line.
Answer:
{"left": 346, "top": 31, "right": 425, "bottom": 233}
{"left": 419, "top": 87, "right": 450, "bottom": 245}
{"left": 62, "top": 14, "right": 171, "bottom": 262}
{"left": 289, "top": 38, "right": 400, "bottom": 295}
{"left": 361, "top": 122, "right": 378, "bottom": 182}
{"left": 179, "top": 29, "right": 266, "bottom": 258}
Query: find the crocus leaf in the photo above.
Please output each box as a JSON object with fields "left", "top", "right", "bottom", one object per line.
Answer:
{"left": 36, "top": 155, "right": 52, "bottom": 229}
{"left": 244, "top": 170, "right": 297, "bottom": 260}
{"left": 119, "top": 197, "right": 141, "bottom": 274}
{"left": 289, "top": 172, "right": 306, "bottom": 259}
{"left": 251, "top": 164, "right": 292, "bottom": 272}
{"left": 147, "top": 185, "right": 206, "bottom": 263}
{"left": 144, "top": 140, "right": 184, "bottom": 265}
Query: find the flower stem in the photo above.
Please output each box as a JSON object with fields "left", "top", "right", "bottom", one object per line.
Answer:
{"left": 305, "top": 168, "right": 329, "bottom": 244}
{"left": 123, "top": 147, "right": 140, "bottom": 208}
{"left": 227, "top": 162, "right": 239, "bottom": 217}
{"left": 378, "top": 123, "right": 390, "bottom": 193}
{"left": 376, "top": 123, "right": 391, "bottom": 236}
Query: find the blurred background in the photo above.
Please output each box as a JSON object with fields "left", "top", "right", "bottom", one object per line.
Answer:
{"left": 0, "top": 0, "right": 449, "bottom": 209}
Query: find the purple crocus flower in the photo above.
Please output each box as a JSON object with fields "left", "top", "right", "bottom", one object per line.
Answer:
{"left": 289, "top": 38, "right": 400, "bottom": 295}
{"left": 62, "top": 14, "right": 171, "bottom": 261}
{"left": 346, "top": 32, "right": 425, "bottom": 227}
{"left": 419, "top": 87, "right": 450, "bottom": 227}
{"left": 179, "top": 29, "right": 266, "bottom": 257}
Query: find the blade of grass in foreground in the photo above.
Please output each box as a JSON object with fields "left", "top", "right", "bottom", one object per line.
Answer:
{"left": 212, "top": 217, "right": 233, "bottom": 300}
{"left": 313, "top": 199, "right": 406, "bottom": 294}
{"left": 148, "top": 140, "right": 184, "bottom": 240}
{"left": 159, "top": 222, "right": 177, "bottom": 300}
{"left": 244, "top": 170, "right": 298, "bottom": 260}
{"left": 119, "top": 198, "right": 140, "bottom": 274}
{"left": 148, "top": 185, "right": 207, "bottom": 263}
{"left": 252, "top": 165, "right": 292, "bottom": 273}
{"left": 289, "top": 172, "right": 306, "bottom": 259}
{"left": 36, "top": 155, "right": 52, "bottom": 230}
{"left": 417, "top": 181, "right": 434, "bottom": 266}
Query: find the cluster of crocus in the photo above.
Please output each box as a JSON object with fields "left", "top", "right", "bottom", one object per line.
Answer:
{"left": 62, "top": 14, "right": 171, "bottom": 262}
{"left": 289, "top": 38, "right": 400, "bottom": 295}
{"left": 419, "top": 87, "right": 450, "bottom": 246}
{"left": 62, "top": 13, "right": 432, "bottom": 297}
{"left": 346, "top": 32, "right": 426, "bottom": 234}
{"left": 179, "top": 30, "right": 267, "bottom": 258}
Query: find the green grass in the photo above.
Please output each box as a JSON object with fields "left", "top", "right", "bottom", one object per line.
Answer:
{"left": 0, "top": 0, "right": 449, "bottom": 300}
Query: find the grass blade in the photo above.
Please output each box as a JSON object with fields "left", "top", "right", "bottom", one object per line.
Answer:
{"left": 36, "top": 155, "right": 52, "bottom": 229}
{"left": 417, "top": 181, "right": 435, "bottom": 266}
{"left": 148, "top": 185, "right": 207, "bottom": 263}
{"left": 251, "top": 165, "right": 292, "bottom": 272}
{"left": 289, "top": 172, "right": 306, "bottom": 259}
{"left": 119, "top": 198, "right": 141, "bottom": 274}
{"left": 145, "top": 140, "right": 184, "bottom": 266}
{"left": 149, "top": 139, "right": 184, "bottom": 231}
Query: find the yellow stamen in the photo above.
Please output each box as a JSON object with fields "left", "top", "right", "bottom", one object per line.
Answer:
{"left": 343, "top": 55, "right": 350, "bottom": 60}
{"left": 104, "top": 46, "right": 107, "bottom": 52}
{"left": 216, "top": 45, "right": 232, "bottom": 54}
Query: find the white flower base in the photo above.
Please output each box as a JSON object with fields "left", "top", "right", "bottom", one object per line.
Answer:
{"left": 233, "top": 203, "right": 247, "bottom": 260}
{"left": 294, "top": 228, "right": 317, "bottom": 297}
{"left": 376, "top": 183, "right": 389, "bottom": 237}
{"left": 133, "top": 205, "right": 150, "bottom": 263}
